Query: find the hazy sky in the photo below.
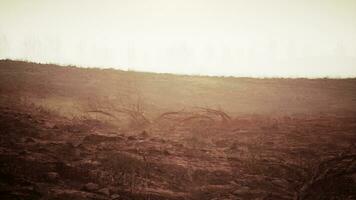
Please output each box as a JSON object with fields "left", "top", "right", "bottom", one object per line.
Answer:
{"left": 1, "top": 0, "right": 356, "bottom": 77}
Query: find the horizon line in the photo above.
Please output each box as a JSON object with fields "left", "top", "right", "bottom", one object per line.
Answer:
{"left": 1, "top": 58, "right": 356, "bottom": 80}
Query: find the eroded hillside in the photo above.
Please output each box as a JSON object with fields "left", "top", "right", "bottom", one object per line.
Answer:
{"left": 0, "top": 60, "right": 356, "bottom": 200}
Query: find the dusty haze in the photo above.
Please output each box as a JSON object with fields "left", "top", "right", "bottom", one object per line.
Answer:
{"left": 1, "top": 0, "right": 356, "bottom": 77}
{"left": 1, "top": 1, "right": 356, "bottom": 199}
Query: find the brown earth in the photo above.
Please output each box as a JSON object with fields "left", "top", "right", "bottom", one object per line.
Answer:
{"left": 0, "top": 60, "right": 356, "bottom": 200}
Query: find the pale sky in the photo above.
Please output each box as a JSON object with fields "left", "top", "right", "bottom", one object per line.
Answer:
{"left": 0, "top": 0, "right": 356, "bottom": 77}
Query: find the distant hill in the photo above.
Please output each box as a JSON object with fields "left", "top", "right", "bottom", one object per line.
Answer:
{"left": 1, "top": 59, "right": 356, "bottom": 117}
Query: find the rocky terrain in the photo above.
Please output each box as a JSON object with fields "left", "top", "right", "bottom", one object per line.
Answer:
{"left": 0, "top": 60, "right": 356, "bottom": 199}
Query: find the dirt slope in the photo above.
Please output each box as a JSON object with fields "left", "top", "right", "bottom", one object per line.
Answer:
{"left": 1, "top": 60, "right": 356, "bottom": 116}
{"left": 0, "top": 60, "right": 356, "bottom": 200}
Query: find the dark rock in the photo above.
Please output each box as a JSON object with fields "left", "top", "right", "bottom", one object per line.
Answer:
{"left": 141, "top": 130, "right": 149, "bottom": 137}
{"left": 351, "top": 173, "right": 356, "bottom": 183}
{"left": 127, "top": 136, "right": 136, "bottom": 141}
{"left": 19, "top": 150, "right": 29, "bottom": 155}
{"left": 82, "top": 134, "right": 123, "bottom": 145}
{"left": 163, "top": 150, "right": 171, "bottom": 155}
{"left": 25, "top": 137, "right": 35, "bottom": 143}
{"left": 83, "top": 182, "right": 99, "bottom": 191}
{"left": 19, "top": 137, "right": 35, "bottom": 143}
{"left": 50, "top": 188, "right": 105, "bottom": 200}
{"left": 47, "top": 172, "right": 59, "bottom": 182}
{"left": 232, "top": 186, "right": 250, "bottom": 195}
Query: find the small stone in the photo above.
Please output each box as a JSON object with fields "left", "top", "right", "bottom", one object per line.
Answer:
{"left": 163, "top": 150, "right": 171, "bottom": 155}
{"left": 19, "top": 137, "right": 34, "bottom": 143}
{"left": 74, "top": 149, "right": 81, "bottom": 157}
{"left": 233, "top": 186, "right": 250, "bottom": 195}
{"left": 127, "top": 136, "right": 136, "bottom": 140}
{"left": 47, "top": 172, "right": 59, "bottom": 181}
{"left": 19, "top": 150, "right": 29, "bottom": 155}
{"left": 97, "top": 188, "right": 110, "bottom": 196}
{"left": 271, "top": 179, "right": 286, "bottom": 187}
{"left": 111, "top": 194, "right": 120, "bottom": 199}
{"left": 108, "top": 186, "right": 120, "bottom": 194}
{"left": 44, "top": 122, "right": 56, "bottom": 129}
{"left": 351, "top": 173, "right": 356, "bottom": 183}
{"left": 229, "top": 180, "right": 238, "bottom": 185}
{"left": 25, "top": 137, "right": 35, "bottom": 143}
{"left": 83, "top": 182, "right": 99, "bottom": 191}
{"left": 141, "top": 130, "right": 148, "bottom": 137}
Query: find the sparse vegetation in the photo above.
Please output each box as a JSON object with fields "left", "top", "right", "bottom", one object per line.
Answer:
{"left": 0, "top": 60, "right": 356, "bottom": 200}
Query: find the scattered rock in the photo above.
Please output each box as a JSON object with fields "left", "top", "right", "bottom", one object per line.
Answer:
{"left": 51, "top": 188, "right": 103, "bottom": 200}
{"left": 163, "top": 150, "right": 171, "bottom": 155}
{"left": 74, "top": 148, "right": 81, "bottom": 157}
{"left": 97, "top": 188, "right": 110, "bottom": 196}
{"left": 47, "top": 172, "right": 59, "bottom": 182}
{"left": 229, "top": 180, "right": 238, "bottom": 185}
{"left": 150, "top": 137, "right": 166, "bottom": 143}
{"left": 174, "top": 143, "right": 184, "bottom": 148}
{"left": 271, "top": 179, "right": 287, "bottom": 187}
{"left": 19, "top": 150, "right": 29, "bottom": 155}
{"left": 141, "top": 130, "right": 149, "bottom": 137}
{"left": 127, "top": 136, "right": 136, "bottom": 141}
{"left": 19, "top": 137, "right": 35, "bottom": 143}
{"left": 44, "top": 122, "right": 56, "bottom": 129}
{"left": 82, "top": 134, "right": 123, "bottom": 145}
{"left": 83, "top": 183, "right": 99, "bottom": 192}
{"left": 351, "top": 173, "right": 356, "bottom": 183}
{"left": 25, "top": 137, "right": 35, "bottom": 143}
{"left": 232, "top": 186, "right": 250, "bottom": 195}
{"left": 68, "top": 139, "right": 83, "bottom": 148}
{"left": 108, "top": 186, "right": 120, "bottom": 194}
{"left": 111, "top": 194, "right": 121, "bottom": 199}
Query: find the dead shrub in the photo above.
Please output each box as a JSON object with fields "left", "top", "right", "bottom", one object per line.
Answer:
{"left": 84, "top": 93, "right": 150, "bottom": 130}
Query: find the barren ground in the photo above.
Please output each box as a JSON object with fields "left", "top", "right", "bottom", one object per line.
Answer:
{"left": 0, "top": 60, "right": 356, "bottom": 200}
